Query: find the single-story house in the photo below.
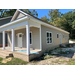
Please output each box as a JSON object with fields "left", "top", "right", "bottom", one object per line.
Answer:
{"left": 0, "top": 9, "right": 69, "bottom": 61}
{"left": 0, "top": 16, "right": 12, "bottom": 47}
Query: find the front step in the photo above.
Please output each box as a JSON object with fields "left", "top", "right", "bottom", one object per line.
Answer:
{"left": 0, "top": 50, "right": 13, "bottom": 58}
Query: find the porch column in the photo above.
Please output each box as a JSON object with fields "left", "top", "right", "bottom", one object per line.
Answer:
{"left": 26, "top": 24, "right": 30, "bottom": 55}
{"left": 3, "top": 31, "right": 5, "bottom": 50}
{"left": 12, "top": 28, "right": 14, "bottom": 51}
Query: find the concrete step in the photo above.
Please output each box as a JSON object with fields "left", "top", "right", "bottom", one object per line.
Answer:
{"left": 0, "top": 50, "right": 12, "bottom": 58}
{"left": 0, "top": 53, "right": 8, "bottom": 58}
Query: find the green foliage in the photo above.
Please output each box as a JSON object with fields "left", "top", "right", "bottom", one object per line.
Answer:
{"left": 21, "top": 9, "right": 38, "bottom": 17}
{"left": 0, "top": 9, "right": 38, "bottom": 18}
{"left": 41, "top": 16, "right": 49, "bottom": 23}
{"left": 41, "top": 9, "right": 75, "bottom": 39}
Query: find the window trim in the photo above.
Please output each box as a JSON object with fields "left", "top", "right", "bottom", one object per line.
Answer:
{"left": 46, "top": 31, "right": 53, "bottom": 44}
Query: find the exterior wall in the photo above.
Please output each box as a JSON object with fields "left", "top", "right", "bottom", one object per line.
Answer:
{"left": 7, "top": 27, "right": 40, "bottom": 49}
{"left": 41, "top": 25, "right": 69, "bottom": 51}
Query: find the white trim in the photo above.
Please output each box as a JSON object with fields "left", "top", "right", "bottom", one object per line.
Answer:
{"left": 40, "top": 25, "right": 42, "bottom": 50}
{"left": 26, "top": 23, "right": 30, "bottom": 55}
{"left": 0, "top": 10, "right": 69, "bottom": 34}
{"left": 0, "top": 16, "right": 29, "bottom": 32}
{"left": 3, "top": 31, "right": 5, "bottom": 50}
{"left": 12, "top": 29, "right": 15, "bottom": 51}
{"left": 11, "top": 9, "right": 28, "bottom": 21}
{"left": 10, "top": 9, "right": 69, "bottom": 34}
{"left": 46, "top": 31, "right": 53, "bottom": 44}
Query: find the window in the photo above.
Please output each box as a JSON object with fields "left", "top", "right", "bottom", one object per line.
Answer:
{"left": 57, "top": 33, "right": 59, "bottom": 38}
{"left": 30, "top": 32, "right": 32, "bottom": 44}
{"left": 19, "top": 34, "right": 22, "bottom": 37}
{"left": 46, "top": 31, "right": 52, "bottom": 44}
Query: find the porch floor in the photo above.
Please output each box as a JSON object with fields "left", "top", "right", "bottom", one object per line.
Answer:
{"left": 0, "top": 47, "right": 41, "bottom": 61}
{"left": 0, "top": 47, "right": 41, "bottom": 55}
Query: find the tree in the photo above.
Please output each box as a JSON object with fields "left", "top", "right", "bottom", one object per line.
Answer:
{"left": 0, "top": 9, "right": 38, "bottom": 18}
{"left": 41, "top": 16, "right": 49, "bottom": 23}
{"left": 48, "top": 9, "right": 61, "bottom": 22}
{"left": 21, "top": 9, "right": 38, "bottom": 17}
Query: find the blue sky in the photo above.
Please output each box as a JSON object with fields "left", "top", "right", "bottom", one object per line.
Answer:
{"left": 29, "top": 9, "right": 73, "bottom": 18}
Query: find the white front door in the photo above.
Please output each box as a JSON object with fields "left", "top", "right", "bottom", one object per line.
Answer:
{"left": 17, "top": 33, "right": 23, "bottom": 48}
{"left": 60, "top": 34, "right": 62, "bottom": 44}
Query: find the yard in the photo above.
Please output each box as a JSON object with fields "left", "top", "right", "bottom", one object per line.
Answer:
{"left": 0, "top": 57, "right": 28, "bottom": 65}
{"left": 0, "top": 44, "right": 75, "bottom": 65}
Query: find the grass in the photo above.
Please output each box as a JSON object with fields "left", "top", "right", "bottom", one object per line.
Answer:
{"left": 67, "top": 59, "right": 75, "bottom": 65}
{"left": 0, "top": 57, "right": 28, "bottom": 65}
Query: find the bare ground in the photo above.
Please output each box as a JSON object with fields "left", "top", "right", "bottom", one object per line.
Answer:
{"left": 27, "top": 56, "right": 71, "bottom": 65}
{"left": 27, "top": 46, "right": 75, "bottom": 65}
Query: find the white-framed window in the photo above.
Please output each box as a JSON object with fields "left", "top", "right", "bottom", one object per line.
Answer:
{"left": 30, "top": 32, "right": 32, "bottom": 44}
{"left": 46, "top": 31, "right": 52, "bottom": 44}
{"left": 57, "top": 33, "right": 59, "bottom": 38}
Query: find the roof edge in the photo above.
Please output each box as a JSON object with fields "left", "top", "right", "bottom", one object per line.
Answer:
{"left": 0, "top": 16, "right": 12, "bottom": 21}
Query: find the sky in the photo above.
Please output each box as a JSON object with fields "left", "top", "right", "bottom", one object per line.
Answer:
{"left": 29, "top": 9, "right": 73, "bottom": 18}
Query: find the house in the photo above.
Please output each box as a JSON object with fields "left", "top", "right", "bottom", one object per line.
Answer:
{"left": 0, "top": 9, "right": 69, "bottom": 62}
{"left": 0, "top": 16, "right": 12, "bottom": 47}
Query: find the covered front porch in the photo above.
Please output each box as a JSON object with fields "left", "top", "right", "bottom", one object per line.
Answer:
{"left": 0, "top": 16, "right": 42, "bottom": 55}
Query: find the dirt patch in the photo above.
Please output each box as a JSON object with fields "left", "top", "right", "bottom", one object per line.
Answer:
{"left": 2, "top": 57, "right": 12, "bottom": 63}
{"left": 27, "top": 47, "right": 75, "bottom": 65}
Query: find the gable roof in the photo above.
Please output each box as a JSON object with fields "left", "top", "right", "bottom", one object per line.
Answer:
{"left": 11, "top": 9, "right": 69, "bottom": 34}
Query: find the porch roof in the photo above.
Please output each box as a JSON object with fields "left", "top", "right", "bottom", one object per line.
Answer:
{"left": 0, "top": 9, "right": 69, "bottom": 34}
{"left": 0, "top": 16, "right": 29, "bottom": 31}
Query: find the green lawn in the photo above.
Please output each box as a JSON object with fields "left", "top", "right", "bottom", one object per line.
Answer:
{"left": 0, "top": 57, "right": 28, "bottom": 65}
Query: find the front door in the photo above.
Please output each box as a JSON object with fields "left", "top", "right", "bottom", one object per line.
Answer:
{"left": 17, "top": 33, "right": 23, "bottom": 48}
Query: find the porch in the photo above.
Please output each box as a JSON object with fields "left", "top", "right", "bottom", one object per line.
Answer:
{"left": 0, "top": 47, "right": 41, "bottom": 54}
{"left": 0, "top": 17, "right": 42, "bottom": 55}
{"left": 0, "top": 47, "right": 41, "bottom": 61}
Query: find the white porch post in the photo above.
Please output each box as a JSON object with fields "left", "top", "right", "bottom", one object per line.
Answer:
{"left": 26, "top": 24, "right": 30, "bottom": 55}
{"left": 12, "top": 28, "right": 14, "bottom": 51}
{"left": 3, "top": 31, "right": 5, "bottom": 50}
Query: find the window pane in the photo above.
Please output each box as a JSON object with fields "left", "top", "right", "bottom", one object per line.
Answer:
{"left": 57, "top": 34, "right": 59, "bottom": 38}
{"left": 30, "top": 33, "right": 31, "bottom": 38}
{"left": 47, "top": 38, "right": 49, "bottom": 43}
{"left": 30, "top": 39, "right": 31, "bottom": 44}
{"left": 50, "top": 38, "right": 52, "bottom": 43}
{"left": 19, "top": 34, "right": 22, "bottom": 37}
{"left": 50, "top": 33, "right": 52, "bottom": 37}
{"left": 30, "top": 33, "right": 32, "bottom": 44}
{"left": 47, "top": 32, "right": 49, "bottom": 37}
